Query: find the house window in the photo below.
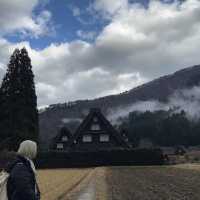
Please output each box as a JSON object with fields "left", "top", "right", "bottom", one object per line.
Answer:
{"left": 83, "top": 135, "right": 92, "bottom": 142}
{"left": 100, "top": 134, "right": 110, "bottom": 142}
{"left": 91, "top": 124, "right": 100, "bottom": 131}
{"left": 57, "top": 143, "right": 63, "bottom": 149}
{"left": 62, "top": 136, "right": 68, "bottom": 142}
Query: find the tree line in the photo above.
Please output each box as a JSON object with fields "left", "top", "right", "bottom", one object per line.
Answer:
{"left": 0, "top": 48, "right": 38, "bottom": 150}
{"left": 119, "top": 109, "right": 200, "bottom": 147}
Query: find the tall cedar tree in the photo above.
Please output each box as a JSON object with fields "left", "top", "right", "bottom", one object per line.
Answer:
{"left": 0, "top": 48, "right": 38, "bottom": 150}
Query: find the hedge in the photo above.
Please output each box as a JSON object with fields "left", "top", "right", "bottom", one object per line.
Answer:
{"left": 36, "top": 148, "right": 164, "bottom": 168}
{"left": 0, "top": 148, "right": 164, "bottom": 169}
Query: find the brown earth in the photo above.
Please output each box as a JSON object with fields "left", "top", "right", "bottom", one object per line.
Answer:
{"left": 38, "top": 164, "right": 200, "bottom": 200}
{"left": 106, "top": 166, "right": 200, "bottom": 200}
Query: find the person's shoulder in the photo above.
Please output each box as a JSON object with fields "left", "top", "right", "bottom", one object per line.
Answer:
{"left": 6, "top": 155, "right": 26, "bottom": 173}
{"left": 9, "top": 160, "right": 32, "bottom": 179}
{"left": 12, "top": 162, "right": 27, "bottom": 173}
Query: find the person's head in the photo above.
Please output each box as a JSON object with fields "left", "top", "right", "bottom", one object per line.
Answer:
{"left": 17, "top": 140, "right": 37, "bottom": 160}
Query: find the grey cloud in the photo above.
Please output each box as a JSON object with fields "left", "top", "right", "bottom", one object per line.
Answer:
{"left": 108, "top": 86, "right": 200, "bottom": 124}
{"left": 1, "top": 0, "right": 200, "bottom": 107}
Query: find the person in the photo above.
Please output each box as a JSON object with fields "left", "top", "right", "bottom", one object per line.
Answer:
{"left": 6, "top": 140, "right": 40, "bottom": 200}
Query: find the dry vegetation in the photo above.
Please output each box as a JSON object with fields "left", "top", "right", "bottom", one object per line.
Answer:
{"left": 37, "top": 164, "right": 200, "bottom": 200}
{"left": 37, "top": 168, "right": 92, "bottom": 200}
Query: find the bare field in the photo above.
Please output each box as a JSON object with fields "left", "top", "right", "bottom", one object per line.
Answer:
{"left": 37, "top": 165, "right": 200, "bottom": 200}
{"left": 174, "top": 163, "right": 200, "bottom": 171}
{"left": 106, "top": 165, "right": 200, "bottom": 200}
{"left": 37, "top": 168, "right": 92, "bottom": 200}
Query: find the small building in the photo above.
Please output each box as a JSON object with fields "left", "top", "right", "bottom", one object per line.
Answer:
{"left": 51, "top": 108, "right": 130, "bottom": 152}
{"left": 174, "top": 146, "right": 187, "bottom": 155}
{"left": 51, "top": 127, "right": 72, "bottom": 151}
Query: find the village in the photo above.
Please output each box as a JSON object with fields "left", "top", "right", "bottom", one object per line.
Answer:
{"left": 1, "top": 0, "right": 200, "bottom": 199}
{"left": 46, "top": 107, "right": 196, "bottom": 166}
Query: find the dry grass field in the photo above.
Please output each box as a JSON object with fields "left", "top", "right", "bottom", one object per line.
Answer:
{"left": 37, "top": 164, "right": 200, "bottom": 200}
{"left": 37, "top": 168, "right": 92, "bottom": 200}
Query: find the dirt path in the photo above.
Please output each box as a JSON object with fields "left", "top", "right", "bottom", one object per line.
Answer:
{"left": 60, "top": 165, "right": 200, "bottom": 200}
{"left": 77, "top": 181, "right": 95, "bottom": 200}
{"left": 64, "top": 167, "right": 108, "bottom": 200}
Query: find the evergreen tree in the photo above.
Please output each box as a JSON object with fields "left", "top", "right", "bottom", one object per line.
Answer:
{"left": 124, "top": 109, "right": 195, "bottom": 147}
{"left": 0, "top": 48, "right": 38, "bottom": 150}
{"left": 0, "top": 88, "right": 3, "bottom": 139}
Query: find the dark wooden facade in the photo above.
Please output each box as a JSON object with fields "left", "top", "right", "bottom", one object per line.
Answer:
{"left": 51, "top": 108, "right": 130, "bottom": 152}
{"left": 51, "top": 127, "right": 72, "bottom": 151}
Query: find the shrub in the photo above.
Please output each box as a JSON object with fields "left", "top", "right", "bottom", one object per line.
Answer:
{"left": 36, "top": 148, "right": 164, "bottom": 169}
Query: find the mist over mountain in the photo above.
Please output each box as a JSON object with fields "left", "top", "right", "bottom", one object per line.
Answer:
{"left": 39, "top": 64, "right": 200, "bottom": 149}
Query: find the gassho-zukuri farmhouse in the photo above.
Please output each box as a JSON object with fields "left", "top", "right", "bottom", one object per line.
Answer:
{"left": 50, "top": 108, "right": 131, "bottom": 152}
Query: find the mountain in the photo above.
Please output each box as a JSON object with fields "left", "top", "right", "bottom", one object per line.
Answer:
{"left": 39, "top": 64, "right": 200, "bottom": 150}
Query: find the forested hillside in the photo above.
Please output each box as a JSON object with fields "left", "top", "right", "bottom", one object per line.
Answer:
{"left": 39, "top": 65, "right": 200, "bottom": 150}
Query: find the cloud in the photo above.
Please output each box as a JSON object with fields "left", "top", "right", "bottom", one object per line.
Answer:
{"left": 1, "top": 0, "right": 200, "bottom": 107}
{"left": 0, "top": 39, "right": 146, "bottom": 106}
{"left": 93, "top": 0, "right": 200, "bottom": 77}
{"left": 108, "top": 86, "right": 200, "bottom": 124}
{"left": 76, "top": 30, "right": 97, "bottom": 40}
{"left": 0, "top": 0, "right": 53, "bottom": 37}
{"left": 71, "top": 6, "right": 81, "bottom": 17}
{"left": 89, "top": 0, "right": 128, "bottom": 19}
{"left": 108, "top": 100, "right": 169, "bottom": 123}
{"left": 169, "top": 86, "right": 200, "bottom": 120}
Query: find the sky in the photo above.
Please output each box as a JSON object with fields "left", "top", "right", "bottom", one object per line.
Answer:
{"left": 0, "top": 0, "right": 200, "bottom": 107}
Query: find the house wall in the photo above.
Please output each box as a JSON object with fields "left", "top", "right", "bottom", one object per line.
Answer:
{"left": 71, "top": 131, "right": 121, "bottom": 151}
{"left": 52, "top": 133, "right": 72, "bottom": 151}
